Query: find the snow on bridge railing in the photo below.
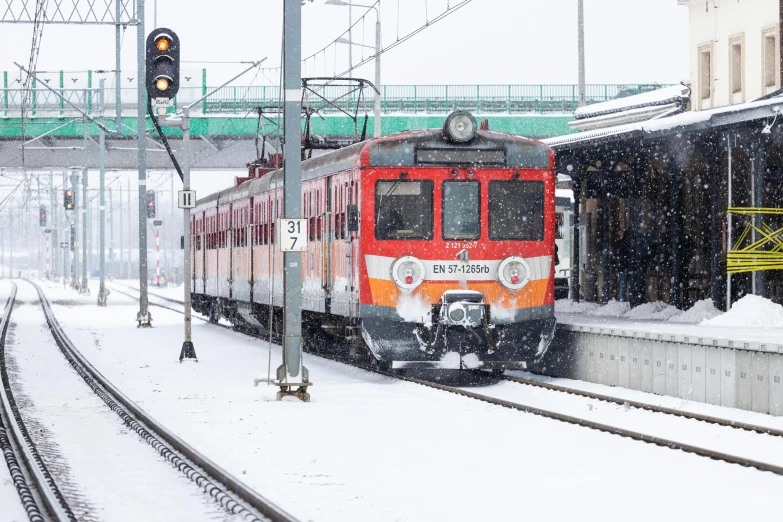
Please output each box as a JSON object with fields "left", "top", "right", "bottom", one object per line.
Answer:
{"left": 1, "top": 71, "right": 673, "bottom": 118}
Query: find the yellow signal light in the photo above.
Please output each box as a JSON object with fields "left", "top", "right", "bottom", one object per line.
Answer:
{"left": 156, "top": 78, "right": 170, "bottom": 91}
{"left": 156, "top": 37, "right": 170, "bottom": 52}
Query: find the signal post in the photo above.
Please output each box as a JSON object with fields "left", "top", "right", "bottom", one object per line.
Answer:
{"left": 144, "top": 26, "right": 268, "bottom": 364}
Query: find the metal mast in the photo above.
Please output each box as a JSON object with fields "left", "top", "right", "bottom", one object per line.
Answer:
{"left": 98, "top": 79, "right": 108, "bottom": 305}
{"left": 277, "top": 0, "right": 310, "bottom": 401}
{"left": 136, "top": 0, "right": 151, "bottom": 325}
{"left": 577, "top": 0, "right": 586, "bottom": 107}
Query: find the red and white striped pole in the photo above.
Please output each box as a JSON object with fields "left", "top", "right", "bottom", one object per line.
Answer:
{"left": 45, "top": 233, "right": 50, "bottom": 279}
{"left": 155, "top": 228, "right": 161, "bottom": 286}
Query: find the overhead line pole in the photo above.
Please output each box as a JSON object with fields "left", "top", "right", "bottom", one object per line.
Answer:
{"left": 577, "top": 0, "right": 586, "bottom": 107}
{"left": 81, "top": 99, "right": 89, "bottom": 293}
{"left": 63, "top": 169, "right": 68, "bottom": 284}
{"left": 277, "top": 0, "right": 309, "bottom": 400}
{"left": 71, "top": 171, "right": 79, "bottom": 288}
{"left": 50, "top": 171, "right": 56, "bottom": 279}
{"left": 115, "top": 0, "right": 122, "bottom": 134}
{"left": 119, "top": 183, "right": 123, "bottom": 278}
{"left": 137, "top": 0, "right": 151, "bottom": 326}
{"left": 98, "top": 79, "right": 107, "bottom": 306}
{"left": 127, "top": 177, "right": 131, "bottom": 278}
{"left": 109, "top": 186, "right": 114, "bottom": 274}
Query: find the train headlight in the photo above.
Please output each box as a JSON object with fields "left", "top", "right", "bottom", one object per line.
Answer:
{"left": 391, "top": 256, "right": 426, "bottom": 290}
{"left": 443, "top": 110, "right": 477, "bottom": 143}
{"left": 449, "top": 305, "right": 465, "bottom": 322}
{"left": 498, "top": 256, "right": 531, "bottom": 291}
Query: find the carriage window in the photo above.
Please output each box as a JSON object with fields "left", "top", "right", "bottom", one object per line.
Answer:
{"left": 442, "top": 181, "right": 480, "bottom": 240}
{"left": 489, "top": 181, "right": 544, "bottom": 240}
{"left": 375, "top": 180, "right": 433, "bottom": 240}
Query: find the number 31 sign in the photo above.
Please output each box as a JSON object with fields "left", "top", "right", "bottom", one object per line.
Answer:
{"left": 278, "top": 219, "right": 308, "bottom": 252}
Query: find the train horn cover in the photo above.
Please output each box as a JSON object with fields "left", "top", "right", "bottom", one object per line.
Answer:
{"left": 443, "top": 110, "right": 478, "bottom": 143}
{"left": 145, "top": 28, "right": 180, "bottom": 99}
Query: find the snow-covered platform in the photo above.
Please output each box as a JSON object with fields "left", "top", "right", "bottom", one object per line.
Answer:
{"left": 548, "top": 297, "right": 783, "bottom": 416}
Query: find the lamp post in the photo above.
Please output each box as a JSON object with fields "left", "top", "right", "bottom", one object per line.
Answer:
{"left": 577, "top": 0, "right": 586, "bottom": 107}
{"left": 326, "top": 0, "right": 382, "bottom": 137}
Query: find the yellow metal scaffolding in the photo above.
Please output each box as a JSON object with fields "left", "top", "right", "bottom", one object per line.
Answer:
{"left": 727, "top": 207, "right": 783, "bottom": 274}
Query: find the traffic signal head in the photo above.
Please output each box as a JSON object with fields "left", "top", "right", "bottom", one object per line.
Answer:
{"left": 145, "top": 28, "right": 180, "bottom": 99}
{"left": 39, "top": 206, "right": 47, "bottom": 227}
{"left": 146, "top": 190, "right": 156, "bottom": 218}
{"left": 64, "top": 189, "right": 74, "bottom": 210}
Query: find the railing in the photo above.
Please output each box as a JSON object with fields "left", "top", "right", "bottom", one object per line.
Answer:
{"left": 1, "top": 77, "right": 671, "bottom": 118}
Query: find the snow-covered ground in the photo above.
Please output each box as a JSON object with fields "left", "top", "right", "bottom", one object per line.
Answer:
{"left": 19, "top": 278, "right": 782, "bottom": 521}
{"left": 112, "top": 280, "right": 186, "bottom": 302}
{"left": 2, "top": 281, "right": 242, "bottom": 522}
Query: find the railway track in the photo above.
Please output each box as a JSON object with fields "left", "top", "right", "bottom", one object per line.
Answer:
{"left": 1, "top": 280, "right": 298, "bottom": 522}
{"left": 111, "top": 281, "right": 783, "bottom": 476}
{"left": 0, "top": 281, "right": 66, "bottom": 522}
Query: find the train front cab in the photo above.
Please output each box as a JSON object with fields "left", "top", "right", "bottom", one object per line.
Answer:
{"left": 357, "top": 117, "right": 557, "bottom": 371}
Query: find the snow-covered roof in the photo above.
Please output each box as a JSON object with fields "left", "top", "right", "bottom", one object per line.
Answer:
{"left": 573, "top": 84, "right": 690, "bottom": 120}
{"left": 544, "top": 95, "right": 783, "bottom": 149}
{"left": 569, "top": 103, "right": 684, "bottom": 132}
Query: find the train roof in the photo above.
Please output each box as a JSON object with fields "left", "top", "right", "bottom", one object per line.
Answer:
{"left": 195, "top": 128, "right": 553, "bottom": 209}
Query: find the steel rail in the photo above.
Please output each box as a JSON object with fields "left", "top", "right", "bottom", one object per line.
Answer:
{"left": 113, "top": 283, "right": 783, "bottom": 476}
{"left": 29, "top": 280, "right": 298, "bottom": 522}
{"left": 0, "top": 282, "right": 74, "bottom": 522}
{"left": 497, "top": 373, "right": 783, "bottom": 438}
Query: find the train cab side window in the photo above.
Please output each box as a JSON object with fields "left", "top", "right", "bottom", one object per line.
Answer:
{"left": 442, "top": 181, "right": 480, "bottom": 240}
{"left": 488, "top": 180, "right": 544, "bottom": 241}
{"left": 375, "top": 180, "right": 434, "bottom": 240}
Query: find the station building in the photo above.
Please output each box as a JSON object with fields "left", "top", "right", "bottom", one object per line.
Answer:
{"left": 545, "top": 0, "right": 783, "bottom": 311}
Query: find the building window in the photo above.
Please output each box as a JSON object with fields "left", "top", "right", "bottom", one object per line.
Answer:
{"left": 763, "top": 26, "right": 779, "bottom": 91}
{"left": 698, "top": 43, "right": 713, "bottom": 108}
{"left": 729, "top": 35, "right": 744, "bottom": 98}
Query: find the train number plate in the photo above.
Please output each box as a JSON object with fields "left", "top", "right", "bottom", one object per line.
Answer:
{"left": 432, "top": 263, "right": 491, "bottom": 276}
{"left": 279, "top": 219, "right": 308, "bottom": 252}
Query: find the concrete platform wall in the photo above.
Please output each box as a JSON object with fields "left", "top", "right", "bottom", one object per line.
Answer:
{"left": 544, "top": 324, "right": 783, "bottom": 416}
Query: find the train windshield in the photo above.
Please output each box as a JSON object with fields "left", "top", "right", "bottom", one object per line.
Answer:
{"left": 488, "top": 180, "right": 544, "bottom": 240}
{"left": 442, "top": 181, "right": 480, "bottom": 239}
{"left": 375, "top": 180, "right": 434, "bottom": 240}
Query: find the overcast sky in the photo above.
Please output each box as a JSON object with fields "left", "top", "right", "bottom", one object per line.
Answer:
{"left": 0, "top": 0, "right": 689, "bottom": 89}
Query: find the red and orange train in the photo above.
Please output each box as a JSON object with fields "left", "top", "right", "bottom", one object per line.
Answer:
{"left": 191, "top": 111, "right": 557, "bottom": 371}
